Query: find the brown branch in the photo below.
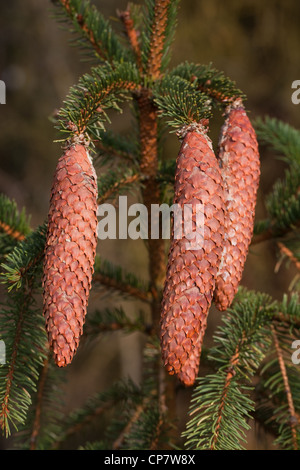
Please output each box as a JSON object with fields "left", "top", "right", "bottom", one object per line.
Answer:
{"left": 112, "top": 390, "right": 156, "bottom": 450}
{"left": 97, "top": 173, "right": 140, "bottom": 205}
{"left": 137, "top": 89, "right": 166, "bottom": 329}
{"left": 196, "top": 80, "right": 235, "bottom": 105}
{"left": 147, "top": 0, "right": 171, "bottom": 79}
{"left": 59, "top": 0, "right": 105, "bottom": 59}
{"left": 271, "top": 325, "right": 299, "bottom": 450}
{"left": 77, "top": 81, "right": 141, "bottom": 134}
{"left": 210, "top": 339, "right": 243, "bottom": 450}
{"left": 133, "top": 0, "right": 171, "bottom": 339}
{"left": 273, "top": 312, "right": 300, "bottom": 329}
{"left": 118, "top": 9, "right": 143, "bottom": 72}
{"left": 150, "top": 365, "right": 167, "bottom": 450}
{"left": 51, "top": 401, "right": 113, "bottom": 449}
{"left": 251, "top": 229, "right": 275, "bottom": 246}
{"left": 95, "top": 141, "right": 135, "bottom": 163}
{"left": 92, "top": 272, "right": 151, "bottom": 303}
{"left": 276, "top": 241, "right": 300, "bottom": 271}
{"left": 251, "top": 219, "right": 300, "bottom": 246}
{"left": 0, "top": 281, "right": 34, "bottom": 436}
{"left": 30, "top": 356, "right": 50, "bottom": 450}
{"left": 6, "top": 250, "right": 44, "bottom": 294}
{"left": 112, "top": 402, "right": 145, "bottom": 450}
{"left": 84, "top": 320, "right": 150, "bottom": 336}
{"left": 0, "top": 221, "right": 26, "bottom": 241}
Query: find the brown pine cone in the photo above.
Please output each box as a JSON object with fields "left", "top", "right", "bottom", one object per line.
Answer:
{"left": 160, "top": 122, "right": 225, "bottom": 386}
{"left": 42, "top": 143, "right": 98, "bottom": 367}
{"left": 214, "top": 99, "right": 260, "bottom": 311}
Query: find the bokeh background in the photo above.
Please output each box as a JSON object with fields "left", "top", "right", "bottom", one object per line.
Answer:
{"left": 0, "top": 0, "right": 299, "bottom": 450}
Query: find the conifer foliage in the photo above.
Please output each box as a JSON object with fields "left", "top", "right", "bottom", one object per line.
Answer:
{"left": 0, "top": 0, "right": 299, "bottom": 450}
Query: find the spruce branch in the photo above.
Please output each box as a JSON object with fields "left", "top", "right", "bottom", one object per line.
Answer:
{"left": 271, "top": 293, "right": 300, "bottom": 329}
{"left": 119, "top": 400, "right": 162, "bottom": 450}
{"left": 84, "top": 306, "right": 149, "bottom": 337}
{"left": 137, "top": 87, "right": 166, "bottom": 330}
{"left": 0, "top": 194, "right": 31, "bottom": 257}
{"left": 170, "top": 61, "right": 245, "bottom": 106}
{"left": 93, "top": 258, "right": 152, "bottom": 304}
{"left": 0, "top": 222, "right": 25, "bottom": 242}
{"left": 49, "top": 379, "right": 142, "bottom": 449}
{"left": 12, "top": 355, "right": 66, "bottom": 450}
{"left": 258, "top": 320, "right": 300, "bottom": 450}
{"left": 276, "top": 240, "right": 300, "bottom": 272}
{"left": 28, "top": 356, "right": 50, "bottom": 450}
{"left": 251, "top": 119, "right": 300, "bottom": 244}
{"left": 94, "top": 128, "right": 139, "bottom": 165}
{"left": 79, "top": 441, "right": 108, "bottom": 450}
{"left": 271, "top": 325, "right": 299, "bottom": 450}
{"left": 0, "top": 277, "right": 48, "bottom": 436}
{"left": 266, "top": 166, "right": 300, "bottom": 234}
{"left": 52, "top": 0, "right": 127, "bottom": 63}
{"left": 183, "top": 291, "right": 274, "bottom": 450}
{"left": 254, "top": 116, "right": 300, "bottom": 165}
{"left": 118, "top": 8, "right": 143, "bottom": 72}
{"left": 97, "top": 168, "right": 140, "bottom": 205}
{"left": 210, "top": 340, "right": 243, "bottom": 450}
{"left": 153, "top": 75, "right": 211, "bottom": 129}
{"left": 0, "top": 224, "right": 46, "bottom": 292}
{"left": 112, "top": 391, "right": 155, "bottom": 450}
{"left": 146, "top": 0, "right": 172, "bottom": 79}
{"left": 142, "top": 0, "right": 180, "bottom": 77}
{"left": 56, "top": 61, "right": 141, "bottom": 141}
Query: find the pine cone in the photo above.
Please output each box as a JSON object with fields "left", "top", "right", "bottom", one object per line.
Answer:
{"left": 214, "top": 99, "right": 260, "bottom": 311}
{"left": 42, "top": 143, "right": 98, "bottom": 367}
{"left": 160, "top": 123, "right": 225, "bottom": 386}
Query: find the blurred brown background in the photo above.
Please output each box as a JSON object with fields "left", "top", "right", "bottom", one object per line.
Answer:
{"left": 0, "top": 0, "right": 299, "bottom": 450}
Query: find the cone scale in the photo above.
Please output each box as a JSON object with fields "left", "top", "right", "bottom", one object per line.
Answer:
{"left": 214, "top": 99, "right": 260, "bottom": 311}
{"left": 42, "top": 143, "right": 98, "bottom": 367}
{"left": 160, "top": 122, "right": 225, "bottom": 386}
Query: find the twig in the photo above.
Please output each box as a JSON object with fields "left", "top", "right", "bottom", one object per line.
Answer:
{"left": 210, "top": 338, "right": 243, "bottom": 450}
{"left": 30, "top": 356, "right": 50, "bottom": 450}
{"left": 51, "top": 401, "right": 113, "bottom": 450}
{"left": 97, "top": 173, "right": 140, "bottom": 205}
{"left": 150, "top": 365, "right": 167, "bottom": 450}
{"left": 59, "top": 0, "right": 105, "bottom": 59}
{"left": 92, "top": 272, "right": 152, "bottom": 303}
{"left": 147, "top": 0, "right": 171, "bottom": 79}
{"left": 137, "top": 88, "right": 166, "bottom": 330}
{"left": 95, "top": 140, "right": 135, "bottom": 163}
{"left": 194, "top": 78, "right": 234, "bottom": 105}
{"left": 0, "top": 221, "right": 26, "bottom": 241}
{"left": 251, "top": 230, "right": 275, "bottom": 246}
{"left": 272, "top": 312, "right": 300, "bottom": 329}
{"left": 112, "top": 390, "right": 156, "bottom": 450}
{"left": 276, "top": 241, "right": 300, "bottom": 272}
{"left": 0, "top": 280, "right": 35, "bottom": 436}
{"left": 271, "top": 325, "right": 299, "bottom": 450}
{"left": 251, "top": 219, "right": 300, "bottom": 246}
{"left": 118, "top": 9, "right": 143, "bottom": 72}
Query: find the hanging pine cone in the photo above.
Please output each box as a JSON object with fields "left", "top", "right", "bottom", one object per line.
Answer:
{"left": 214, "top": 99, "right": 260, "bottom": 311}
{"left": 160, "top": 122, "right": 225, "bottom": 386}
{"left": 42, "top": 142, "right": 98, "bottom": 367}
